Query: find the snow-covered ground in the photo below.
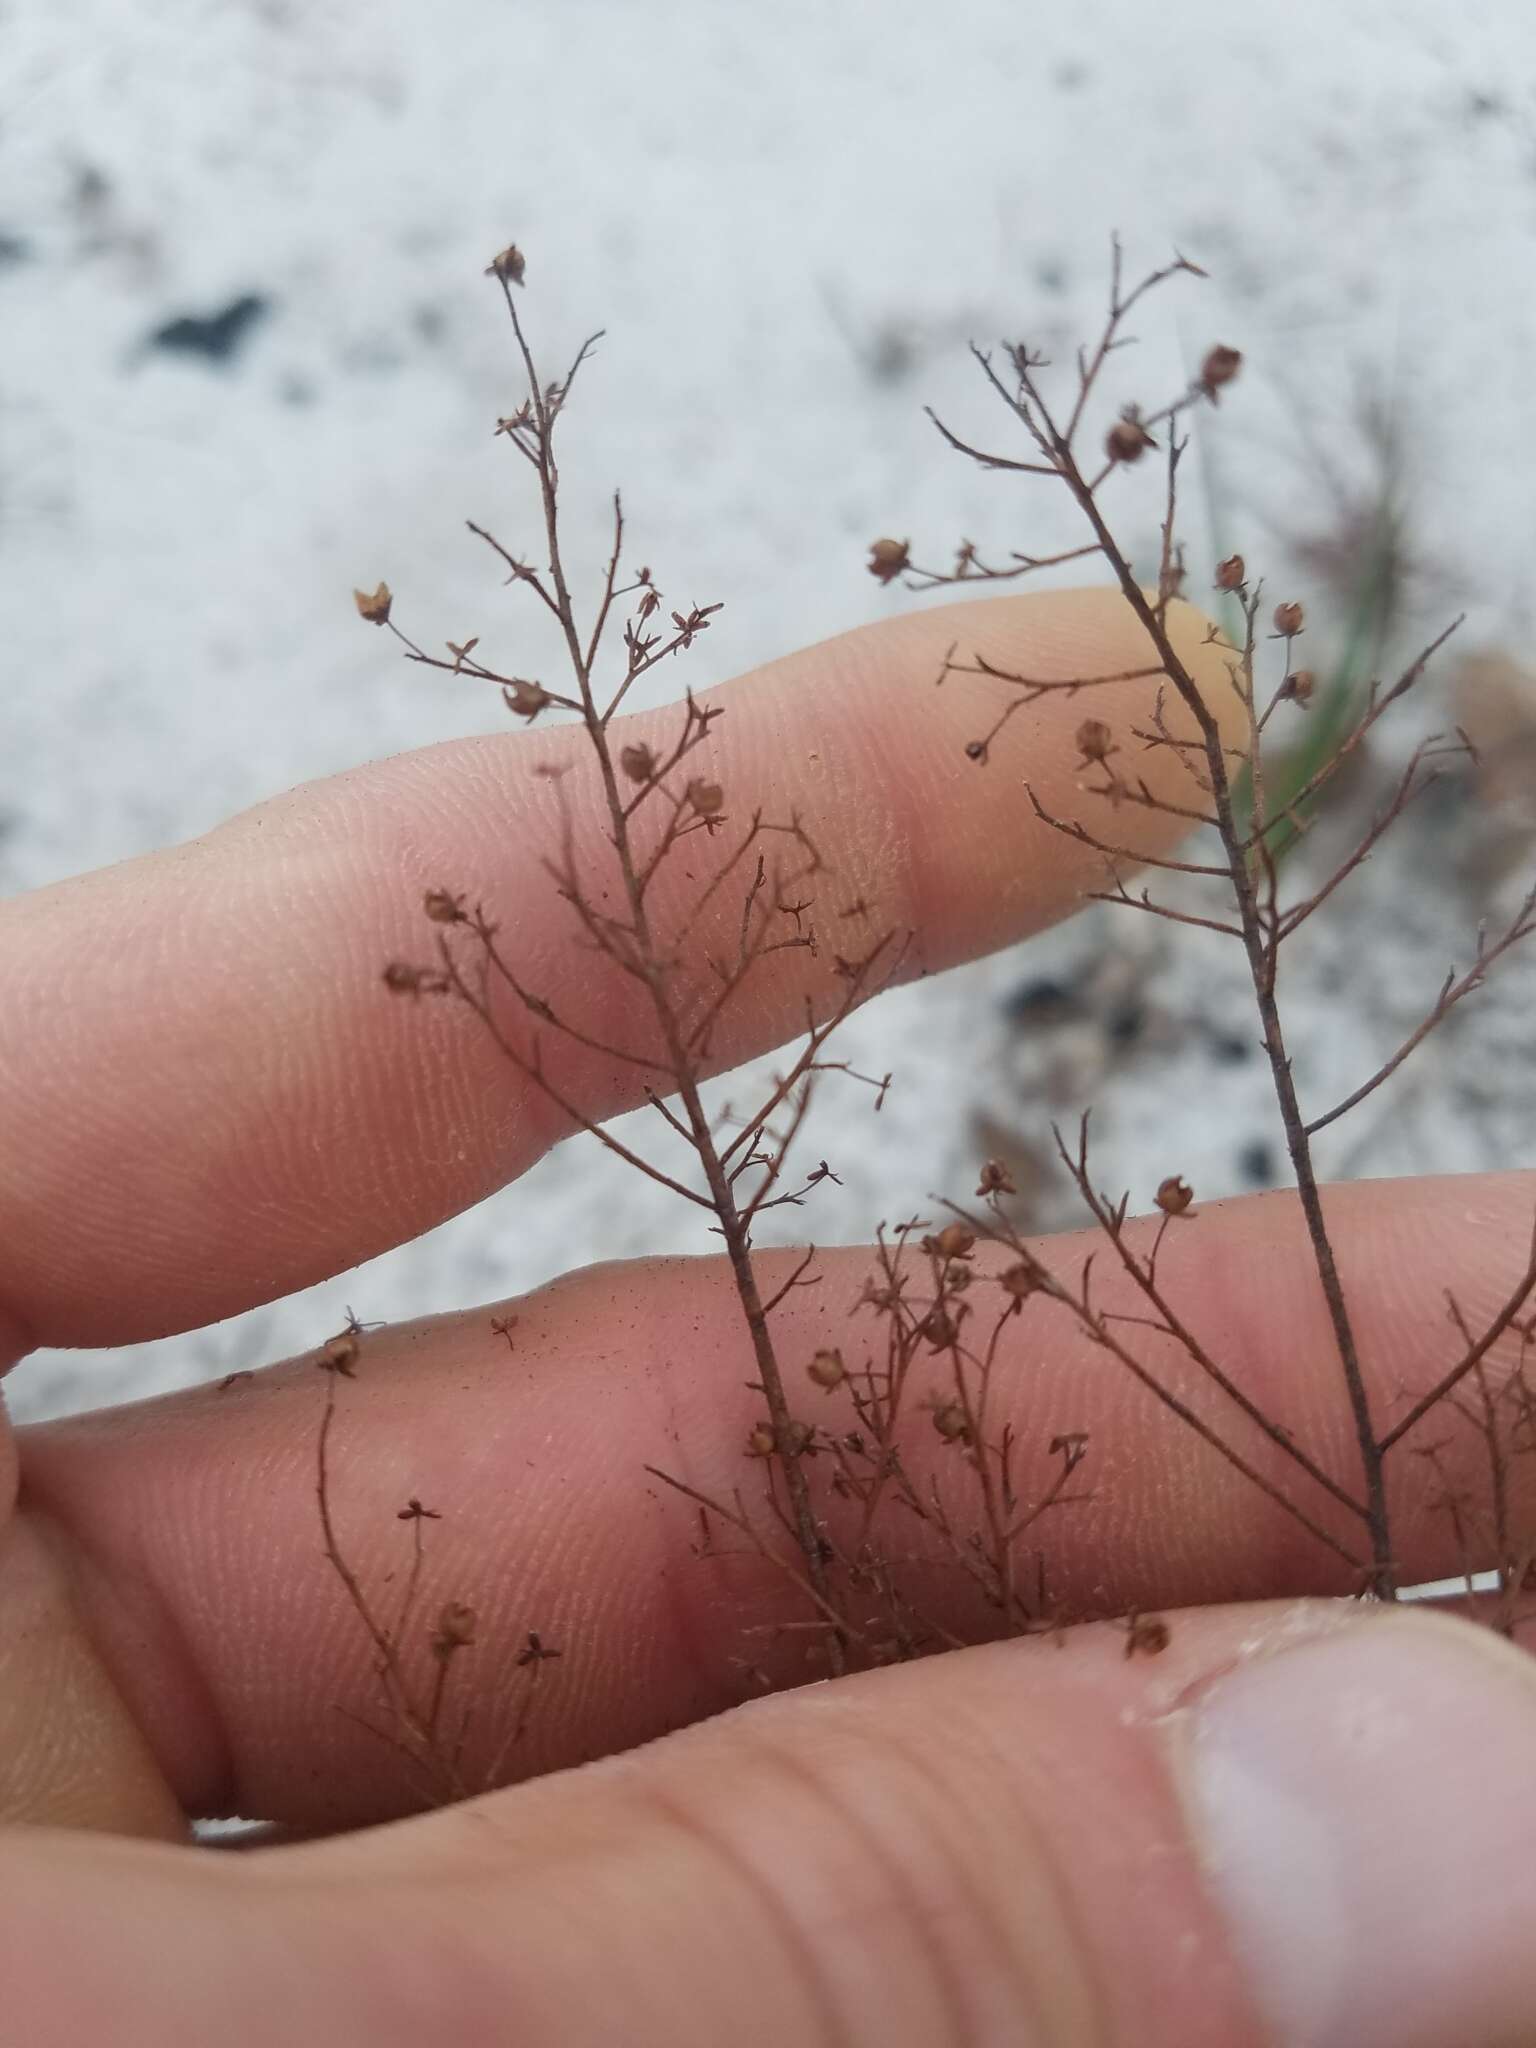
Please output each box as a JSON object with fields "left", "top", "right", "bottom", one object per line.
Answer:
{"left": 5, "top": 0, "right": 1536, "bottom": 1421}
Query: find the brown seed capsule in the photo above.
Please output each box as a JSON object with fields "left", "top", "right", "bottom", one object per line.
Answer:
{"left": 784, "top": 1419, "right": 816, "bottom": 1457}
{"left": 382, "top": 961, "right": 447, "bottom": 998}
{"left": 999, "top": 1262, "right": 1040, "bottom": 1302}
{"left": 976, "top": 1159, "right": 1016, "bottom": 1198}
{"left": 932, "top": 1400, "right": 971, "bottom": 1443}
{"left": 1125, "top": 1614, "right": 1171, "bottom": 1659}
{"left": 486, "top": 244, "right": 527, "bottom": 286}
{"left": 316, "top": 1330, "right": 360, "bottom": 1376}
{"left": 746, "top": 1423, "right": 776, "bottom": 1459}
{"left": 1105, "top": 414, "right": 1153, "bottom": 465}
{"left": 807, "top": 1347, "right": 846, "bottom": 1391}
{"left": 1155, "top": 1175, "right": 1195, "bottom": 1216}
{"left": 432, "top": 1601, "right": 478, "bottom": 1656}
{"left": 933, "top": 1222, "right": 975, "bottom": 1260}
{"left": 1281, "top": 668, "right": 1317, "bottom": 706}
{"left": 503, "top": 678, "right": 551, "bottom": 720}
{"left": 1214, "top": 553, "right": 1246, "bottom": 592}
{"left": 1076, "top": 717, "right": 1115, "bottom": 764}
{"left": 1200, "top": 344, "right": 1243, "bottom": 394}
{"left": 353, "top": 581, "right": 392, "bottom": 626}
{"left": 1272, "top": 600, "right": 1305, "bottom": 637}
{"left": 867, "top": 536, "right": 912, "bottom": 585}
{"left": 921, "top": 1306, "right": 959, "bottom": 1351}
{"left": 619, "top": 741, "right": 658, "bottom": 784}
{"left": 686, "top": 778, "right": 724, "bottom": 818}
{"left": 423, "top": 889, "right": 466, "bottom": 925}
{"left": 944, "top": 1261, "right": 973, "bottom": 1292}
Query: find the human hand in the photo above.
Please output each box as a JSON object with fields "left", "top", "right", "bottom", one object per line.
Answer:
{"left": 2, "top": 591, "right": 1534, "bottom": 2046}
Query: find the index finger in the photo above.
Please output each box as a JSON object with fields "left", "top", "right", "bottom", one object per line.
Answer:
{"left": 0, "top": 589, "right": 1233, "bottom": 1351}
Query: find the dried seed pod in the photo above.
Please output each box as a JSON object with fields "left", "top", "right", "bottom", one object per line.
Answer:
{"left": 486, "top": 244, "right": 527, "bottom": 286}
{"left": 619, "top": 741, "right": 658, "bottom": 784}
{"left": 932, "top": 1400, "right": 971, "bottom": 1443}
{"left": 1272, "top": 600, "right": 1305, "bottom": 637}
{"left": 1076, "top": 717, "right": 1115, "bottom": 764}
{"left": 503, "top": 678, "right": 551, "bottom": 720}
{"left": 1214, "top": 553, "right": 1246, "bottom": 592}
{"left": 686, "top": 778, "right": 724, "bottom": 818}
{"left": 1155, "top": 1175, "right": 1195, "bottom": 1216}
{"left": 933, "top": 1222, "right": 975, "bottom": 1260}
{"left": 1280, "top": 668, "right": 1317, "bottom": 706}
{"left": 976, "top": 1159, "right": 1016, "bottom": 1198}
{"left": 807, "top": 1347, "right": 846, "bottom": 1391}
{"left": 867, "top": 537, "right": 911, "bottom": 584}
{"left": 423, "top": 889, "right": 466, "bottom": 925}
{"left": 1200, "top": 344, "right": 1243, "bottom": 394}
{"left": 1105, "top": 413, "right": 1153, "bottom": 465}
{"left": 1124, "top": 1614, "right": 1171, "bottom": 1658}
{"left": 746, "top": 1423, "right": 776, "bottom": 1459}
{"left": 353, "top": 581, "right": 393, "bottom": 626}
{"left": 432, "top": 1601, "right": 478, "bottom": 1656}
{"left": 999, "top": 1262, "right": 1040, "bottom": 1303}
{"left": 316, "top": 1330, "right": 360, "bottom": 1376}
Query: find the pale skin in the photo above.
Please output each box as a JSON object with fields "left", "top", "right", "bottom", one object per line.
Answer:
{"left": 2, "top": 589, "right": 1535, "bottom": 2046}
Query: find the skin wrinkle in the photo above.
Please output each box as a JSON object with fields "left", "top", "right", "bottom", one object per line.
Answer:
{"left": 638, "top": 1767, "right": 847, "bottom": 2048}
{"left": 782, "top": 1702, "right": 1087, "bottom": 2047}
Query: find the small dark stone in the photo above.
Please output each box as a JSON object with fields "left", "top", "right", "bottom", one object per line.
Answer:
{"left": 1238, "top": 1139, "right": 1275, "bottom": 1186}
{"left": 146, "top": 293, "right": 271, "bottom": 366}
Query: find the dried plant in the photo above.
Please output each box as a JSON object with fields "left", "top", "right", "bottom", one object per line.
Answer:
{"left": 330, "top": 239, "right": 1536, "bottom": 1800}
{"left": 883, "top": 240, "right": 1536, "bottom": 1616}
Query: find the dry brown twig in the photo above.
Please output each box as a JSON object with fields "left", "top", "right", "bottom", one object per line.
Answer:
{"left": 888, "top": 236, "right": 1536, "bottom": 1616}
{"left": 328, "top": 238, "right": 1536, "bottom": 1801}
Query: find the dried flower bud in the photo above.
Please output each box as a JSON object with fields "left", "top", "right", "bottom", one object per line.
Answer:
{"left": 784, "top": 1418, "right": 816, "bottom": 1457}
{"left": 921, "top": 1306, "right": 959, "bottom": 1351}
{"left": 353, "top": 581, "right": 393, "bottom": 626}
{"left": 620, "top": 741, "right": 658, "bottom": 784}
{"left": 1214, "top": 553, "right": 1246, "bottom": 592}
{"left": 807, "top": 1347, "right": 846, "bottom": 1391}
{"left": 1105, "top": 413, "right": 1153, "bottom": 465}
{"left": 423, "top": 889, "right": 466, "bottom": 925}
{"left": 432, "top": 1601, "right": 478, "bottom": 1656}
{"left": 1050, "top": 1430, "right": 1089, "bottom": 1470}
{"left": 686, "top": 778, "right": 724, "bottom": 818}
{"left": 746, "top": 1422, "right": 776, "bottom": 1459}
{"left": 382, "top": 961, "right": 447, "bottom": 998}
{"left": 944, "top": 1261, "right": 973, "bottom": 1292}
{"left": 932, "top": 1400, "right": 971, "bottom": 1443}
{"left": 1272, "top": 600, "right": 1305, "bottom": 637}
{"left": 316, "top": 1330, "right": 360, "bottom": 1376}
{"left": 1124, "top": 1614, "right": 1171, "bottom": 1659}
{"left": 976, "top": 1159, "right": 1016, "bottom": 1198}
{"left": 999, "top": 1262, "right": 1040, "bottom": 1303}
{"left": 933, "top": 1222, "right": 975, "bottom": 1260}
{"left": 867, "top": 536, "right": 911, "bottom": 585}
{"left": 1076, "top": 717, "right": 1115, "bottom": 764}
{"left": 1200, "top": 344, "right": 1243, "bottom": 394}
{"left": 1280, "top": 668, "right": 1316, "bottom": 707}
{"left": 486, "top": 244, "right": 527, "bottom": 286}
{"left": 503, "top": 678, "right": 551, "bottom": 720}
{"left": 1155, "top": 1175, "right": 1195, "bottom": 1216}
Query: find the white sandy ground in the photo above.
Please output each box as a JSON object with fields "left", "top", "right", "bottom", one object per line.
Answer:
{"left": 4, "top": 0, "right": 1536, "bottom": 1421}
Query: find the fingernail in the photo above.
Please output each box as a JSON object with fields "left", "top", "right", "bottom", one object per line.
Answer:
{"left": 1184, "top": 1610, "right": 1536, "bottom": 2048}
